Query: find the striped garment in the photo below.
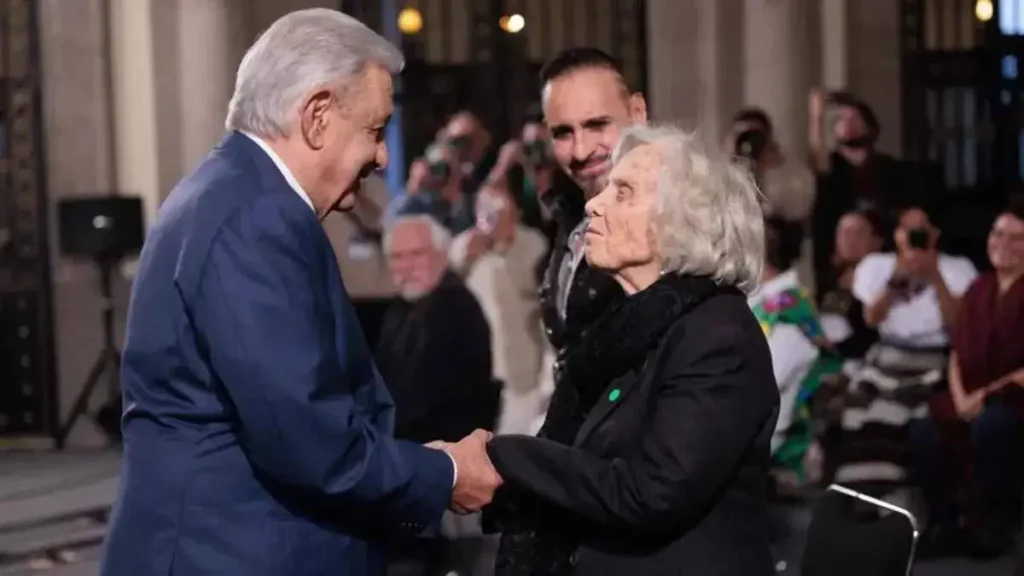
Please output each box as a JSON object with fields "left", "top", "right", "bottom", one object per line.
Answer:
{"left": 834, "top": 342, "right": 947, "bottom": 504}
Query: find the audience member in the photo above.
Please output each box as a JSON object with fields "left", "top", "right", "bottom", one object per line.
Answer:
{"left": 486, "top": 105, "right": 556, "bottom": 235}
{"left": 376, "top": 196, "right": 498, "bottom": 444}
{"left": 438, "top": 110, "right": 497, "bottom": 196}
{"left": 834, "top": 204, "right": 977, "bottom": 506}
{"left": 808, "top": 91, "right": 940, "bottom": 300}
{"left": 726, "top": 108, "right": 815, "bottom": 224}
{"left": 451, "top": 182, "right": 549, "bottom": 435}
{"left": 749, "top": 217, "right": 840, "bottom": 487}
{"left": 377, "top": 196, "right": 501, "bottom": 576}
{"left": 909, "top": 197, "right": 1024, "bottom": 558}
{"left": 819, "top": 209, "right": 884, "bottom": 359}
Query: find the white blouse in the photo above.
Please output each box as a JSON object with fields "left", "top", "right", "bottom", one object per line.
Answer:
{"left": 851, "top": 252, "right": 977, "bottom": 348}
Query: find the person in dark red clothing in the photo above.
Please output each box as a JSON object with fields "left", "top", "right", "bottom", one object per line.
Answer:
{"left": 909, "top": 196, "right": 1024, "bottom": 558}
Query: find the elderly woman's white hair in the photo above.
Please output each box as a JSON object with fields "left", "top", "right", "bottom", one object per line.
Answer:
{"left": 612, "top": 124, "right": 765, "bottom": 293}
{"left": 225, "top": 9, "right": 404, "bottom": 138}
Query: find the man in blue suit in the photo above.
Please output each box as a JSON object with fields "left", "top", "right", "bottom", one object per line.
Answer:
{"left": 100, "top": 9, "right": 502, "bottom": 576}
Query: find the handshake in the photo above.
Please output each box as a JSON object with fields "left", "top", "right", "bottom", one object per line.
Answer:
{"left": 426, "top": 429, "right": 503, "bottom": 514}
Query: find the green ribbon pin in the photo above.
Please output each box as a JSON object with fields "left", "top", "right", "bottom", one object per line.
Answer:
{"left": 608, "top": 388, "right": 621, "bottom": 402}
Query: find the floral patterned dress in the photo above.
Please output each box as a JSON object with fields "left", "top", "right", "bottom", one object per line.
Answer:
{"left": 752, "top": 286, "right": 842, "bottom": 480}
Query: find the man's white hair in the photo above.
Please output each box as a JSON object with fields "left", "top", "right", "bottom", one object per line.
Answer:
{"left": 612, "top": 124, "right": 765, "bottom": 293}
{"left": 225, "top": 9, "right": 404, "bottom": 138}
{"left": 382, "top": 215, "right": 452, "bottom": 254}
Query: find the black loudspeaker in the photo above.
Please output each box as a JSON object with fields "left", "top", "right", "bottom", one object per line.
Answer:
{"left": 54, "top": 195, "right": 144, "bottom": 448}
{"left": 58, "top": 196, "right": 144, "bottom": 259}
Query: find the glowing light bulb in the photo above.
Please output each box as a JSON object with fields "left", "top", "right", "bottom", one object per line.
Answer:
{"left": 500, "top": 13, "right": 525, "bottom": 34}
{"left": 397, "top": 7, "right": 423, "bottom": 35}
{"left": 975, "top": 0, "right": 994, "bottom": 22}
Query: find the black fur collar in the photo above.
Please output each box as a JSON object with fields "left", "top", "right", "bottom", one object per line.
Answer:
{"left": 539, "top": 273, "right": 728, "bottom": 445}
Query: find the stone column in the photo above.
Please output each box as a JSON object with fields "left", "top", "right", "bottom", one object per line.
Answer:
{"left": 846, "top": 0, "right": 902, "bottom": 155}
{"left": 645, "top": 0, "right": 743, "bottom": 143}
{"left": 697, "top": 0, "right": 744, "bottom": 142}
{"left": 108, "top": 0, "right": 165, "bottom": 227}
{"left": 176, "top": 0, "right": 250, "bottom": 174}
{"left": 743, "top": 0, "right": 819, "bottom": 161}
{"left": 645, "top": 0, "right": 700, "bottom": 125}
{"left": 821, "top": 0, "right": 849, "bottom": 91}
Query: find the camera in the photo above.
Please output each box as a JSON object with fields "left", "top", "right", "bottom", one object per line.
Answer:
{"left": 424, "top": 143, "right": 452, "bottom": 185}
{"left": 907, "top": 227, "right": 930, "bottom": 250}
{"left": 734, "top": 128, "right": 768, "bottom": 162}
{"left": 522, "top": 138, "right": 551, "bottom": 168}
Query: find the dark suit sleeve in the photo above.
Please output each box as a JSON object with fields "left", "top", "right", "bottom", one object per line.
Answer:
{"left": 188, "top": 194, "right": 453, "bottom": 528}
{"left": 486, "top": 325, "right": 775, "bottom": 533}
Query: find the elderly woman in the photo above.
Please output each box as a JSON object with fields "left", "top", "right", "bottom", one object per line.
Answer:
{"left": 482, "top": 125, "right": 779, "bottom": 576}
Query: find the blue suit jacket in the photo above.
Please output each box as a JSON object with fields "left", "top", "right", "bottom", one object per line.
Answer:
{"left": 100, "top": 132, "right": 454, "bottom": 576}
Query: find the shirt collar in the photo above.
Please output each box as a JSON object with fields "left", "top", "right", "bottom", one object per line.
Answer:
{"left": 242, "top": 132, "right": 314, "bottom": 212}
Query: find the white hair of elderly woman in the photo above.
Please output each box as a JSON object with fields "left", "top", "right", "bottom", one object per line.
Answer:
{"left": 382, "top": 214, "right": 452, "bottom": 255}
{"left": 612, "top": 124, "right": 765, "bottom": 293}
{"left": 225, "top": 9, "right": 404, "bottom": 138}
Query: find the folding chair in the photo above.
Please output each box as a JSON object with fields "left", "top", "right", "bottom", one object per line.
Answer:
{"left": 801, "top": 484, "right": 919, "bottom": 576}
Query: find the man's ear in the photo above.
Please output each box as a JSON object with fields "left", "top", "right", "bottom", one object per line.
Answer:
{"left": 299, "top": 89, "right": 334, "bottom": 150}
{"left": 629, "top": 93, "right": 648, "bottom": 124}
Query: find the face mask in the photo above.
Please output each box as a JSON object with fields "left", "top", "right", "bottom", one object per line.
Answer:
{"left": 839, "top": 135, "right": 873, "bottom": 149}
{"left": 446, "top": 135, "right": 472, "bottom": 154}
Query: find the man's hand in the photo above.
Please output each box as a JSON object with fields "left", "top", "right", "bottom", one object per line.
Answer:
{"left": 446, "top": 429, "right": 502, "bottom": 514}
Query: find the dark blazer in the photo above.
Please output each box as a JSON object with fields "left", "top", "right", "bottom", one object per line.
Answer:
{"left": 375, "top": 271, "right": 498, "bottom": 443}
{"left": 487, "top": 277, "right": 780, "bottom": 576}
{"left": 100, "top": 132, "right": 453, "bottom": 576}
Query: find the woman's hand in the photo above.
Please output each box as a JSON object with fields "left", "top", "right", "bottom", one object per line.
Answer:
{"left": 1010, "top": 367, "right": 1024, "bottom": 387}
{"left": 955, "top": 389, "right": 986, "bottom": 421}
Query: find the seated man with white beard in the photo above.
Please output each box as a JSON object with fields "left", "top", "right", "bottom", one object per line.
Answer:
{"left": 376, "top": 196, "right": 501, "bottom": 575}
{"left": 376, "top": 196, "right": 499, "bottom": 444}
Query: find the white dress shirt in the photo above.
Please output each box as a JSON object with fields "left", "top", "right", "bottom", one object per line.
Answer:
{"left": 244, "top": 132, "right": 458, "bottom": 487}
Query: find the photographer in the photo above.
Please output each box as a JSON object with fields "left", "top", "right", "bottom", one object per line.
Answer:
{"left": 726, "top": 108, "right": 783, "bottom": 189}
{"left": 808, "top": 90, "right": 941, "bottom": 300}
{"left": 834, "top": 204, "right": 976, "bottom": 503}
{"left": 486, "top": 111, "right": 557, "bottom": 233}
{"left": 416, "top": 142, "right": 477, "bottom": 234}
{"left": 437, "top": 110, "right": 498, "bottom": 196}
{"left": 858, "top": 205, "right": 974, "bottom": 333}
{"left": 726, "top": 108, "right": 814, "bottom": 223}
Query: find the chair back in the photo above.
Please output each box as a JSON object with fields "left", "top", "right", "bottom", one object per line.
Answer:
{"left": 800, "top": 484, "right": 919, "bottom": 576}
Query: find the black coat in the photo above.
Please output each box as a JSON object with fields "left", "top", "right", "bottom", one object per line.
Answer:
{"left": 375, "top": 272, "right": 498, "bottom": 443}
{"left": 537, "top": 174, "right": 624, "bottom": 351}
{"left": 484, "top": 274, "right": 780, "bottom": 576}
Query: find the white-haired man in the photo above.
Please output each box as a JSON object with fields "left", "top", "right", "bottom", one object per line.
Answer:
{"left": 101, "top": 10, "right": 500, "bottom": 576}
{"left": 376, "top": 198, "right": 499, "bottom": 575}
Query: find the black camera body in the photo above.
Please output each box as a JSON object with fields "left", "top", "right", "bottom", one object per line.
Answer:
{"left": 522, "top": 139, "right": 551, "bottom": 168}
{"left": 424, "top": 143, "right": 452, "bottom": 185}
{"left": 907, "top": 227, "right": 930, "bottom": 250}
{"left": 734, "top": 129, "right": 768, "bottom": 162}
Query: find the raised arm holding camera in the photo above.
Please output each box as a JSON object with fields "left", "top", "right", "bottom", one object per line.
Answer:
{"left": 861, "top": 206, "right": 969, "bottom": 331}
{"left": 808, "top": 89, "right": 943, "bottom": 301}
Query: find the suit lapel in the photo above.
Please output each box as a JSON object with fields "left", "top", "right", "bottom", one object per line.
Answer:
{"left": 573, "top": 365, "right": 644, "bottom": 446}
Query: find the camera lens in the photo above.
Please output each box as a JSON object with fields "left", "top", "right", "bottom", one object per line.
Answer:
{"left": 734, "top": 129, "right": 768, "bottom": 161}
